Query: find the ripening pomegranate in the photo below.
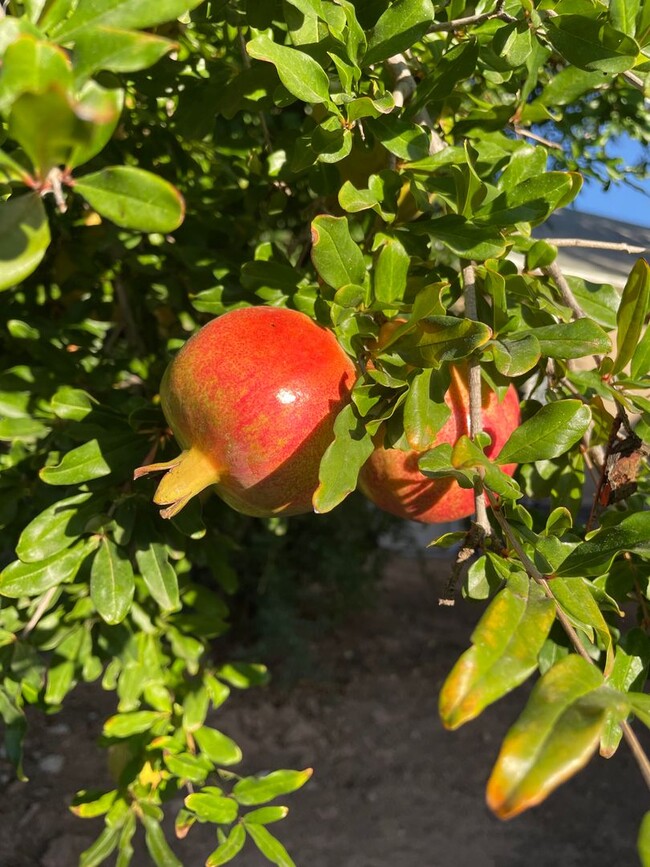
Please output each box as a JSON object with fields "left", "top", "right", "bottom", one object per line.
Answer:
{"left": 358, "top": 366, "right": 520, "bottom": 523}
{"left": 135, "top": 306, "right": 356, "bottom": 518}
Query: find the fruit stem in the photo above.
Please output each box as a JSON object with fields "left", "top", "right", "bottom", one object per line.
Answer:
{"left": 133, "top": 447, "right": 221, "bottom": 519}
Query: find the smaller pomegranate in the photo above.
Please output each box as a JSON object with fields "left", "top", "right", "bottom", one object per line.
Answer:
{"left": 135, "top": 306, "right": 357, "bottom": 518}
{"left": 358, "top": 366, "right": 520, "bottom": 523}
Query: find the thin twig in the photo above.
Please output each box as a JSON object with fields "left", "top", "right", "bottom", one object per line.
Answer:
{"left": 463, "top": 263, "right": 490, "bottom": 535}
{"left": 621, "top": 721, "right": 650, "bottom": 789}
{"left": 22, "top": 587, "right": 58, "bottom": 637}
{"left": 542, "top": 260, "right": 586, "bottom": 320}
{"left": 512, "top": 127, "right": 564, "bottom": 150}
{"left": 429, "top": 0, "right": 515, "bottom": 31}
{"left": 386, "top": 53, "right": 447, "bottom": 154}
{"left": 540, "top": 238, "right": 648, "bottom": 255}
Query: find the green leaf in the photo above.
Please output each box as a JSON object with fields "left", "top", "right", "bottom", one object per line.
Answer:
{"left": 103, "top": 710, "right": 167, "bottom": 738}
{"left": 612, "top": 259, "right": 650, "bottom": 375}
{"left": 394, "top": 316, "right": 492, "bottom": 368}
{"left": 551, "top": 577, "right": 614, "bottom": 675}
{"left": 16, "top": 491, "right": 95, "bottom": 562}
{"left": 475, "top": 173, "right": 581, "bottom": 227}
{"left": 245, "top": 824, "right": 296, "bottom": 867}
{"left": 40, "top": 433, "right": 141, "bottom": 485}
{"left": 90, "top": 537, "right": 135, "bottom": 625}
{"left": 451, "top": 436, "right": 522, "bottom": 500}
{"left": 70, "top": 789, "right": 118, "bottom": 819}
{"left": 440, "top": 571, "right": 555, "bottom": 729}
{"left": 403, "top": 368, "right": 451, "bottom": 450}
{"left": 631, "top": 323, "right": 650, "bottom": 379}
{"left": 364, "top": 0, "right": 434, "bottom": 65}
{"left": 601, "top": 631, "right": 650, "bottom": 757}
{"left": 545, "top": 15, "right": 639, "bottom": 73}
{"left": 74, "top": 166, "right": 185, "bottom": 232}
{"left": 491, "top": 334, "right": 541, "bottom": 376}
{"left": 310, "top": 215, "right": 365, "bottom": 289}
{"left": 338, "top": 180, "right": 380, "bottom": 213}
{"left": 313, "top": 403, "right": 374, "bottom": 513}
{"left": 0, "top": 35, "right": 72, "bottom": 111}
{"left": 0, "top": 416, "right": 49, "bottom": 440}
{"left": 164, "top": 751, "right": 213, "bottom": 783}
{"left": 73, "top": 26, "right": 175, "bottom": 82}
{"left": 374, "top": 237, "right": 409, "bottom": 304}
{"left": 0, "top": 542, "right": 89, "bottom": 598}
{"left": 194, "top": 726, "right": 242, "bottom": 766}
{"left": 417, "top": 215, "right": 506, "bottom": 260}
{"left": 367, "top": 116, "right": 430, "bottom": 161}
{"left": 66, "top": 80, "right": 124, "bottom": 170}
{"left": 79, "top": 827, "right": 121, "bottom": 867}
{"left": 0, "top": 194, "right": 51, "bottom": 292}
{"left": 640, "top": 812, "right": 650, "bottom": 867}
{"left": 185, "top": 792, "right": 239, "bottom": 824}
{"left": 206, "top": 825, "right": 246, "bottom": 866}
{"left": 497, "top": 400, "right": 591, "bottom": 464}
{"left": 525, "top": 319, "right": 612, "bottom": 360}
{"left": 486, "top": 655, "right": 625, "bottom": 819}
{"left": 234, "top": 769, "right": 313, "bottom": 806}
{"left": 247, "top": 35, "right": 330, "bottom": 104}
{"left": 142, "top": 814, "right": 182, "bottom": 867}
{"left": 556, "top": 512, "right": 650, "bottom": 578}
{"left": 53, "top": 0, "right": 205, "bottom": 41}
{"left": 135, "top": 542, "right": 180, "bottom": 612}
{"left": 243, "top": 807, "right": 289, "bottom": 824}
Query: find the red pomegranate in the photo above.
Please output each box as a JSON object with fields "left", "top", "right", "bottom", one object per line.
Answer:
{"left": 135, "top": 306, "right": 356, "bottom": 518}
{"left": 358, "top": 366, "right": 520, "bottom": 523}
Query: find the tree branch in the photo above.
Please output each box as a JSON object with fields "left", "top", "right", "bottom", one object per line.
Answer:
{"left": 541, "top": 260, "right": 585, "bottom": 319}
{"left": 463, "top": 263, "right": 490, "bottom": 535}
{"left": 541, "top": 238, "right": 647, "bottom": 255}
{"left": 513, "top": 127, "right": 564, "bottom": 150}
{"left": 429, "top": 0, "right": 515, "bottom": 32}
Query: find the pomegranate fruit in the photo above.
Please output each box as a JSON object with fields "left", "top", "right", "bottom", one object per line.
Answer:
{"left": 358, "top": 366, "right": 520, "bottom": 523}
{"left": 135, "top": 306, "right": 357, "bottom": 518}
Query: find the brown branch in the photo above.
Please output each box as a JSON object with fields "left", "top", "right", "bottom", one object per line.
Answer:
{"left": 542, "top": 260, "right": 586, "bottom": 320}
{"left": 22, "top": 587, "right": 58, "bottom": 637}
{"left": 429, "top": 1, "right": 515, "bottom": 31}
{"left": 541, "top": 238, "right": 648, "bottom": 255}
{"left": 463, "top": 263, "right": 490, "bottom": 535}
{"left": 512, "top": 127, "right": 564, "bottom": 150}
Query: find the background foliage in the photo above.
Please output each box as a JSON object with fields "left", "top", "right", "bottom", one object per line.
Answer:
{"left": 1, "top": 0, "right": 650, "bottom": 864}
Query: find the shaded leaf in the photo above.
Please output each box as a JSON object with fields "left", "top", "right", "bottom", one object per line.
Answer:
{"left": 551, "top": 577, "right": 614, "bottom": 675}
{"left": 135, "top": 542, "right": 180, "bottom": 612}
{"left": 313, "top": 404, "right": 373, "bottom": 513}
{"left": 54, "top": 0, "right": 205, "bottom": 41}
{"left": 556, "top": 512, "right": 650, "bottom": 578}
{"left": 40, "top": 433, "right": 141, "bottom": 485}
{"left": 612, "top": 258, "right": 650, "bottom": 375}
{"left": 545, "top": 15, "right": 639, "bottom": 73}
{"left": 142, "top": 813, "right": 182, "bottom": 867}
{"left": 90, "top": 536, "right": 134, "bottom": 625}
{"left": 16, "top": 491, "right": 95, "bottom": 562}
{"left": 247, "top": 35, "right": 330, "bottom": 104}
{"left": 364, "top": 0, "right": 434, "bottom": 65}
{"left": 0, "top": 194, "right": 51, "bottom": 292}
{"left": 403, "top": 368, "right": 451, "bottom": 450}
{"left": 526, "top": 319, "right": 612, "bottom": 360}
{"left": 310, "top": 215, "right": 365, "bottom": 289}
{"left": 73, "top": 26, "right": 175, "bottom": 82}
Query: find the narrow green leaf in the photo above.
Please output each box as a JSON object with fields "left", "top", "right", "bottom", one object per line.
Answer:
{"left": 0, "top": 543, "right": 89, "bottom": 598}
{"left": 142, "top": 814, "right": 182, "bottom": 867}
{"left": 247, "top": 35, "right": 330, "bottom": 104}
{"left": 612, "top": 259, "right": 650, "bottom": 375}
{"left": 16, "top": 492, "right": 95, "bottom": 562}
{"left": 374, "top": 237, "right": 409, "bottom": 304}
{"left": 364, "top": 0, "right": 434, "bottom": 65}
{"left": 526, "top": 319, "right": 612, "bottom": 359}
{"left": 54, "top": 0, "right": 205, "bottom": 41}
{"left": 545, "top": 15, "right": 639, "bottom": 73}
{"left": 194, "top": 726, "right": 242, "bottom": 766}
{"left": 486, "top": 656, "right": 624, "bottom": 819}
{"left": 556, "top": 512, "right": 650, "bottom": 578}
{"left": 416, "top": 215, "right": 506, "bottom": 260}
{"left": 73, "top": 26, "right": 175, "bottom": 82}
{"left": 185, "top": 792, "right": 239, "bottom": 824}
{"left": 206, "top": 825, "right": 246, "bottom": 866}
{"left": 103, "top": 710, "right": 167, "bottom": 738}
{"left": 243, "top": 807, "right": 289, "bottom": 825}
{"left": 0, "top": 194, "right": 51, "bottom": 291}
{"left": 246, "top": 824, "right": 296, "bottom": 867}
{"left": 601, "top": 631, "right": 650, "bottom": 757}
{"left": 90, "top": 537, "right": 134, "bottom": 625}
{"left": 74, "top": 166, "right": 185, "bottom": 232}
{"left": 639, "top": 813, "right": 650, "bottom": 867}
{"left": 497, "top": 400, "right": 591, "bottom": 465}
{"left": 440, "top": 571, "right": 555, "bottom": 729}
{"left": 631, "top": 323, "right": 650, "bottom": 378}
{"left": 39, "top": 433, "right": 140, "bottom": 485}
{"left": 551, "top": 577, "right": 614, "bottom": 675}
{"left": 310, "top": 215, "right": 365, "bottom": 289}
{"left": 135, "top": 542, "right": 180, "bottom": 612}
{"left": 403, "top": 368, "right": 451, "bottom": 451}
{"left": 234, "top": 769, "right": 313, "bottom": 806}
{"left": 313, "top": 403, "right": 374, "bottom": 513}
{"left": 79, "top": 827, "right": 121, "bottom": 867}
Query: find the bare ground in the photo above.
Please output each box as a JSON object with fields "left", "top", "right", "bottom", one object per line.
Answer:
{"left": 1, "top": 554, "right": 648, "bottom": 867}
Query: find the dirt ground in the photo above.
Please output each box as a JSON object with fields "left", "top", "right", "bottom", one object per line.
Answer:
{"left": 1, "top": 553, "right": 648, "bottom": 867}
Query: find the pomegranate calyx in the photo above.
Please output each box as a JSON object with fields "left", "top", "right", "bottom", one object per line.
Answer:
{"left": 134, "top": 447, "right": 221, "bottom": 519}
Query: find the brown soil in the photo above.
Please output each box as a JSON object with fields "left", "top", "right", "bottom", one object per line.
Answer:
{"left": 0, "top": 555, "right": 647, "bottom": 867}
